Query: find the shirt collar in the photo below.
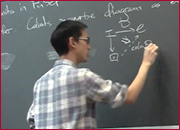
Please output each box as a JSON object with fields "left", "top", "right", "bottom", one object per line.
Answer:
{"left": 53, "top": 59, "right": 76, "bottom": 68}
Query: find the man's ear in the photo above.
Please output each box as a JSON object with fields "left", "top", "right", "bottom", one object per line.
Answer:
{"left": 69, "top": 37, "right": 76, "bottom": 49}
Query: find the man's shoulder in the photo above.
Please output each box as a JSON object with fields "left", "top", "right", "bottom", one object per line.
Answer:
{"left": 77, "top": 68, "right": 90, "bottom": 72}
{"left": 33, "top": 68, "right": 54, "bottom": 84}
{"left": 73, "top": 68, "right": 91, "bottom": 77}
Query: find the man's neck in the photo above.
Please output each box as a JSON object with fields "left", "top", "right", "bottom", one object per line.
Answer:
{"left": 60, "top": 54, "right": 78, "bottom": 66}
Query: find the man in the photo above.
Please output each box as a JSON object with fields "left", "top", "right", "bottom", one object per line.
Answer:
{"left": 27, "top": 20, "right": 159, "bottom": 129}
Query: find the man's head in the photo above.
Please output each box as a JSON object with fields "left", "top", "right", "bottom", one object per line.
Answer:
{"left": 51, "top": 20, "right": 90, "bottom": 64}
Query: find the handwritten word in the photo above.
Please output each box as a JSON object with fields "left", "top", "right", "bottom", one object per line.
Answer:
{"left": 1, "top": 25, "right": 13, "bottom": 35}
{"left": 26, "top": 16, "right": 52, "bottom": 31}
{"left": 151, "top": 3, "right": 161, "bottom": 8}
{"left": 59, "top": 12, "right": 95, "bottom": 21}
{"left": 104, "top": 3, "right": 142, "bottom": 18}
{"left": 170, "top": 1, "right": 179, "bottom": 4}
{"left": 1, "top": 5, "right": 15, "bottom": 16}
{"left": 19, "top": 3, "right": 27, "bottom": 12}
{"left": 31, "top": 1, "right": 59, "bottom": 9}
{"left": 131, "top": 40, "right": 152, "bottom": 51}
{"left": 131, "top": 42, "right": 145, "bottom": 51}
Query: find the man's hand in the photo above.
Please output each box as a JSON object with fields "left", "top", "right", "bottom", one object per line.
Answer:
{"left": 142, "top": 43, "right": 159, "bottom": 67}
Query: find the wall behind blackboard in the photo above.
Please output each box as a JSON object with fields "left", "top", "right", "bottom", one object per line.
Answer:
{"left": 1, "top": 1, "right": 179, "bottom": 129}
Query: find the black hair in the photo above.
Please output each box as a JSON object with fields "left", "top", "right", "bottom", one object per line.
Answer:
{"left": 50, "top": 20, "right": 88, "bottom": 56}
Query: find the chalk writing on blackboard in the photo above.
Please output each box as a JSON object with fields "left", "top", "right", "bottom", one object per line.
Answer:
{"left": 26, "top": 16, "right": 52, "bottom": 31}
{"left": 121, "top": 36, "right": 131, "bottom": 45}
{"left": 104, "top": 2, "right": 149, "bottom": 62}
{"left": 109, "top": 53, "right": 119, "bottom": 62}
{"left": 151, "top": 3, "right": 161, "bottom": 9}
{"left": 19, "top": 3, "right": 28, "bottom": 12}
{"left": 1, "top": 5, "right": 15, "bottom": 16}
{"left": 1, "top": 53, "right": 15, "bottom": 70}
{"left": 31, "top": 1, "right": 60, "bottom": 9}
{"left": 104, "top": 3, "right": 142, "bottom": 18}
{"left": 1, "top": 24, "right": 13, "bottom": 35}
{"left": 170, "top": 1, "right": 179, "bottom": 5}
{"left": 59, "top": 12, "right": 96, "bottom": 22}
{"left": 47, "top": 51, "right": 59, "bottom": 60}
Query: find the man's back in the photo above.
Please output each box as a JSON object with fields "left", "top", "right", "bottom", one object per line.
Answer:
{"left": 28, "top": 59, "right": 96, "bottom": 129}
{"left": 27, "top": 20, "right": 158, "bottom": 129}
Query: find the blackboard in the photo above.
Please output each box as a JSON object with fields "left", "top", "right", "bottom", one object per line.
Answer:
{"left": 1, "top": 1, "right": 179, "bottom": 129}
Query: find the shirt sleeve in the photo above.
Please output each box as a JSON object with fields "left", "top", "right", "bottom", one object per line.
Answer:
{"left": 27, "top": 102, "right": 35, "bottom": 129}
{"left": 84, "top": 69, "right": 128, "bottom": 108}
